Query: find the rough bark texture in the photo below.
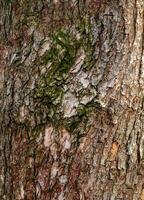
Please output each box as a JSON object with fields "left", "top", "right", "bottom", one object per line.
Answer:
{"left": 0, "top": 0, "right": 144, "bottom": 199}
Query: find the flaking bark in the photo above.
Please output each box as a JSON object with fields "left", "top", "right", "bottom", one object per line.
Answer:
{"left": 0, "top": 0, "right": 144, "bottom": 199}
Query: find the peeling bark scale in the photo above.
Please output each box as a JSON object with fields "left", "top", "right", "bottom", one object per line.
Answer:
{"left": 0, "top": 0, "right": 144, "bottom": 199}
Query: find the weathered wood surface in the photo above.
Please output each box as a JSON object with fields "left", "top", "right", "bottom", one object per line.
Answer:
{"left": 0, "top": 0, "right": 144, "bottom": 199}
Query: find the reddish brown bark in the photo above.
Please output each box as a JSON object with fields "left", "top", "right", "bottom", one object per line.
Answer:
{"left": 0, "top": 0, "right": 144, "bottom": 199}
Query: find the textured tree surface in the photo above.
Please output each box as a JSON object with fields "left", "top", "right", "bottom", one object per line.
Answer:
{"left": 0, "top": 0, "right": 144, "bottom": 199}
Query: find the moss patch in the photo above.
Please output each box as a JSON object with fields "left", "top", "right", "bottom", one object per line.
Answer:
{"left": 33, "top": 18, "right": 96, "bottom": 132}
{"left": 34, "top": 18, "right": 94, "bottom": 103}
{"left": 33, "top": 29, "right": 81, "bottom": 122}
{"left": 64, "top": 101, "right": 100, "bottom": 137}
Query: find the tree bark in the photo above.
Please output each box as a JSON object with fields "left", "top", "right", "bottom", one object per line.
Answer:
{"left": 0, "top": 0, "right": 144, "bottom": 199}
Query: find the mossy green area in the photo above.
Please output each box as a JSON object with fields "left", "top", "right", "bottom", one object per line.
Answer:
{"left": 33, "top": 16, "right": 95, "bottom": 133}
{"left": 64, "top": 101, "right": 100, "bottom": 136}
{"left": 34, "top": 29, "right": 80, "bottom": 120}
{"left": 5, "top": 0, "right": 12, "bottom": 5}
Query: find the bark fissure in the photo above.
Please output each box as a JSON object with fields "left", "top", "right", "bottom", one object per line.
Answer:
{"left": 0, "top": 0, "right": 144, "bottom": 199}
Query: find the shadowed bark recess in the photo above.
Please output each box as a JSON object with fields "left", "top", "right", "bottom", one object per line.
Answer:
{"left": 0, "top": 0, "right": 144, "bottom": 199}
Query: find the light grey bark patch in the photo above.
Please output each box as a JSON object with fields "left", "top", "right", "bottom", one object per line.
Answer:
{"left": 44, "top": 124, "right": 54, "bottom": 148}
{"left": 140, "top": 145, "right": 144, "bottom": 161}
{"left": 77, "top": 71, "right": 89, "bottom": 88}
{"left": 38, "top": 38, "right": 51, "bottom": 56}
{"left": 70, "top": 48, "right": 85, "bottom": 74}
{"left": 62, "top": 92, "right": 79, "bottom": 118}
{"left": 117, "top": 150, "right": 127, "bottom": 170}
{"left": 80, "top": 88, "right": 97, "bottom": 105}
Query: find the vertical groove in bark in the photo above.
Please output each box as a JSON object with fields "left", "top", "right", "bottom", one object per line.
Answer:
{"left": 0, "top": 0, "right": 144, "bottom": 199}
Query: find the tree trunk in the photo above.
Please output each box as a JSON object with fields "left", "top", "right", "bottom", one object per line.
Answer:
{"left": 0, "top": 0, "right": 144, "bottom": 199}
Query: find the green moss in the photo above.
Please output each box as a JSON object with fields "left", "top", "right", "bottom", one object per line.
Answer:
{"left": 40, "top": 47, "right": 59, "bottom": 65}
{"left": 34, "top": 21, "right": 94, "bottom": 107}
{"left": 5, "top": 0, "right": 11, "bottom": 4}
{"left": 33, "top": 19, "right": 96, "bottom": 132}
{"left": 64, "top": 104, "right": 90, "bottom": 135}
{"left": 34, "top": 29, "right": 81, "bottom": 122}
{"left": 76, "top": 104, "right": 87, "bottom": 117}
{"left": 64, "top": 101, "right": 101, "bottom": 135}
{"left": 35, "top": 29, "right": 79, "bottom": 95}
{"left": 63, "top": 113, "right": 90, "bottom": 143}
